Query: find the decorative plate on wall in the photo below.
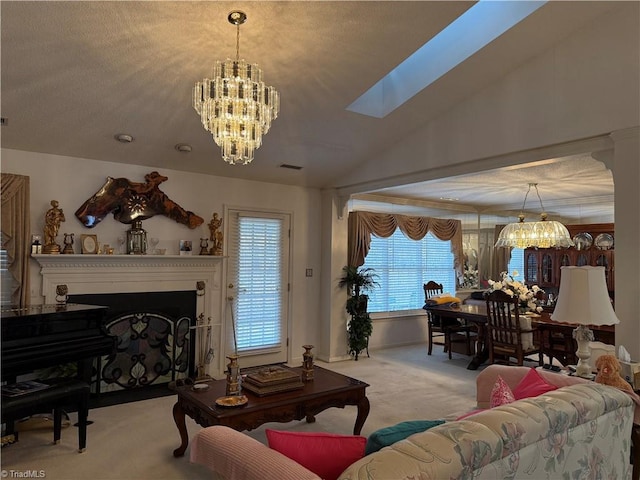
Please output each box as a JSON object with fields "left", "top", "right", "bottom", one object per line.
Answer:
{"left": 572, "top": 232, "right": 593, "bottom": 251}
{"left": 594, "top": 233, "right": 614, "bottom": 250}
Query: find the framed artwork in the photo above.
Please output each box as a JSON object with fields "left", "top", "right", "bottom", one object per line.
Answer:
{"left": 179, "top": 240, "right": 192, "bottom": 256}
{"left": 81, "top": 234, "right": 98, "bottom": 254}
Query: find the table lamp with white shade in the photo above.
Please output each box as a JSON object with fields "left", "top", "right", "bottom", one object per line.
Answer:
{"left": 550, "top": 266, "right": 619, "bottom": 378}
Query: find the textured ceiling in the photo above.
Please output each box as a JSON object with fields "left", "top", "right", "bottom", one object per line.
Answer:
{"left": 353, "top": 155, "right": 614, "bottom": 225}
{"left": 0, "top": 1, "right": 618, "bottom": 222}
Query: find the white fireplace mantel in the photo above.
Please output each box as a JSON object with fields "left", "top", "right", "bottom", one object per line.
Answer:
{"left": 32, "top": 254, "right": 226, "bottom": 378}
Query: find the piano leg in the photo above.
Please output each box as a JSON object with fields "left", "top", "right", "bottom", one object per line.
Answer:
{"left": 173, "top": 401, "right": 189, "bottom": 457}
{"left": 53, "top": 408, "right": 62, "bottom": 444}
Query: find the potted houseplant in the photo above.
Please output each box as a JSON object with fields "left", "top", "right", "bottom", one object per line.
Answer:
{"left": 338, "top": 265, "right": 379, "bottom": 360}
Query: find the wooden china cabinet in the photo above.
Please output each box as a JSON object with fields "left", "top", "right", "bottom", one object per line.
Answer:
{"left": 523, "top": 223, "right": 614, "bottom": 298}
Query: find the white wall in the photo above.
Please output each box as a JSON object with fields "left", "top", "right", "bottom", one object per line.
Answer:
{"left": 1, "top": 148, "right": 323, "bottom": 365}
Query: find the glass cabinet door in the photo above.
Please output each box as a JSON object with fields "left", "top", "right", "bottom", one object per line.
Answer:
{"left": 541, "top": 252, "right": 554, "bottom": 285}
{"left": 576, "top": 253, "right": 589, "bottom": 266}
{"left": 524, "top": 250, "right": 538, "bottom": 284}
{"left": 595, "top": 253, "right": 613, "bottom": 292}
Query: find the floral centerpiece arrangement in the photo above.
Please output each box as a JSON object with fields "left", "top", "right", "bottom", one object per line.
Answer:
{"left": 487, "top": 270, "right": 543, "bottom": 314}
{"left": 462, "top": 269, "right": 479, "bottom": 289}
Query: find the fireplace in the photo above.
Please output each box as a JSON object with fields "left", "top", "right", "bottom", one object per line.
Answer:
{"left": 32, "top": 254, "right": 226, "bottom": 404}
{"left": 69, "top": 290, "right": 196, "bottom": 397}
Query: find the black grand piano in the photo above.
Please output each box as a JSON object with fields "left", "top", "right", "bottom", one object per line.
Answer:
{"left": 1, "top": 303, "right": 116, "bottom": 449}
{"left": 1, "top": 303, "right": 116, "bottom": 383}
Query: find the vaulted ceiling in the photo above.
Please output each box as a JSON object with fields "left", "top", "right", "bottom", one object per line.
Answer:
{"left": 1, "top": 1, "right": 620, "bottom": 222}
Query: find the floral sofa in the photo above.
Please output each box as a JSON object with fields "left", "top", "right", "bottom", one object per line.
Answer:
{"left": 189, "top": 365, "right": 637, "bottom": 480}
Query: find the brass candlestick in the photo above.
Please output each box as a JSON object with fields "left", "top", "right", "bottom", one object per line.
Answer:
{"left": 302, "top": 345, "right": 315, "bottom": 381}
{"left": 225, "top": 354, "right": 241, "bottom": 396}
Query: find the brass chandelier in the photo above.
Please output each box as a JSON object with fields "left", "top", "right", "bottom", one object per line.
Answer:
{"left": 495, "top": 183, "right": 574, "bottom": 249}
{"left": 193, "top": 11, "right": 279, "bottom": 165}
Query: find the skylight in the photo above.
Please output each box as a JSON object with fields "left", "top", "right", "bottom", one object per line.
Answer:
{"left": 347, "top": 0, "right": 547, "bottom": 118}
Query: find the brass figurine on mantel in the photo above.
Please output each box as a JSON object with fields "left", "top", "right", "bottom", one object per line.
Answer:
{"left": 43, "top": 200, "right": 65, "bottom": 254}
{"left": 208, "top": 212, "right": 223, "bottom": 256}
{"left": 199, "top": 238, "right": 209, "bottom": 255}
{"left": 62, "top": 233, "right": 75, "bottom": 254}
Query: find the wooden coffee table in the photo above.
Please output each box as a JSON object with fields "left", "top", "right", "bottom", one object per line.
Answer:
{"left": 172, "top": 365, "right": 370, "bottom": 457}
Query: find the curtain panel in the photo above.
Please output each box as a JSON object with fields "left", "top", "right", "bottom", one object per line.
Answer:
{"left": 491, "top": 224, "right": 512, "bottom": 281}
{"left": 1, "top": 173, "right": 31, "bottom": 306}
{"left": 347, "top": 211, "right": 464, "bottom": 280}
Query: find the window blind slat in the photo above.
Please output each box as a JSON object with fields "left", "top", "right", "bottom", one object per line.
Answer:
{"left": 364, "top": 230, "right": 456, "bottom": 312}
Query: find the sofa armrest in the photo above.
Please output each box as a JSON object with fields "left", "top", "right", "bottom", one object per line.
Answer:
{"left": 190, "top": 426, "right": 321, "bottom": 480}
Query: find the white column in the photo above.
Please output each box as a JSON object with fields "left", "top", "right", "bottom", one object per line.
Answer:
{"left": 611, "top": 127, "right": 640, "bottom": 360}
{"left": 318, "top": 189, "right": 351, "bottom": 362}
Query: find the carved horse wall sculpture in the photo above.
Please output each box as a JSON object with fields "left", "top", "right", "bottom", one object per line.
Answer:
{"left": 75, "top": 171, "right": 204, "bottom": 228}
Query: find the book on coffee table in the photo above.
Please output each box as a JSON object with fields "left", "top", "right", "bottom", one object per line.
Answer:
{"left": 242, "top": 366, "right": 304, "bottom": 396}
{"left": 242, "top": 379, "right": 304, "bottom": 396}
{"left": 244, "top": 366, "right": 301, "bottom": 387}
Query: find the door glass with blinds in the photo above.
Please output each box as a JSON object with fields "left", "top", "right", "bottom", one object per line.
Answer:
{"left": 363, "top": 229, "right": 456, "bottom": 313}
{"left": 227, "top": 210, "right": 290, "bottom": 368}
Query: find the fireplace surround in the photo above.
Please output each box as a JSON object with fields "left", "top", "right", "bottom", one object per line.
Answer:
{"left": 32, "top": 255, "right": 226, "bottom": 388}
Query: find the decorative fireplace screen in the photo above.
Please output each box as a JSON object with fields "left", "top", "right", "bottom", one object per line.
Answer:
{"left": 69, "top": 291, "right": 196, "bottom": 396}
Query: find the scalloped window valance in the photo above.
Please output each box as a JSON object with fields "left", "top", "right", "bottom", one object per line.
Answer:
{"left": 347, "top": 211, "right": 464, "bottom": 280}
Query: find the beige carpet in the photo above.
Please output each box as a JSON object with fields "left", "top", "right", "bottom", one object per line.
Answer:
{"left": 0, "top": 344, "right": 482, "bottom": 480}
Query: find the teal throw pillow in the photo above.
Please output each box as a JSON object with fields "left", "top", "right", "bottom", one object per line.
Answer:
{"left": 365, "top": 419, "right": 445, "bottom": 455}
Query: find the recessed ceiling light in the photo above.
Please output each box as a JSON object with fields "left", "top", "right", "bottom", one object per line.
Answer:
{"left": 114, "top": 133, "right": 134, "bottom": 143}
{"left": 175, "top": 143, "right": 192, "bottom": 153}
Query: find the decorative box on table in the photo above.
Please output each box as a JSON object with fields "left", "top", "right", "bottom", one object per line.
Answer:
{"left": 242, "top": 366, "right": 304, "bottom": 396}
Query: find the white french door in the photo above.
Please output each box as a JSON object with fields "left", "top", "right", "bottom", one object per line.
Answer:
{"left": 226, "top": 209, "right": 290, "bottom": 368}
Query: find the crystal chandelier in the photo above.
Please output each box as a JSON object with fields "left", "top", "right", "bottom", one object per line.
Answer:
{"left": 193, "top": 11, "right": 279, "bottom": 165}
{"left": 494, "top": 183, "right": 574, "bottom": 249}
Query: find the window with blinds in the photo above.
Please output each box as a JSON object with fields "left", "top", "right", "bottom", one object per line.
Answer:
{"left": 508, "top": 248, "right": 525, "bottom": 279}
{"left": 227, "top": 211, "right": 289, "bottom": 364}
{"left": 363, "top": 229, "right": 456, "bottom": 313}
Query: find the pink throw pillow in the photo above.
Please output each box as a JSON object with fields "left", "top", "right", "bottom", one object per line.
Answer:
{"left": 512, "top": 368, "right": 558, "bottom": 400}
{"left": 266, "top": 429, "right": 366, "bottom": 480}
{"left": 490, "top": 375, "right": 516, "bottom": 407}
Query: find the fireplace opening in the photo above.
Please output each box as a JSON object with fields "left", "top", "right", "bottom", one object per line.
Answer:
{"left": 69, "top": 291, "right": 196, "bottom": 407}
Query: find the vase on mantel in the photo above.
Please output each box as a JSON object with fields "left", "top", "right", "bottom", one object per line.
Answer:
{"left": 126, "top": 220, "right": 147, "bottom": 255}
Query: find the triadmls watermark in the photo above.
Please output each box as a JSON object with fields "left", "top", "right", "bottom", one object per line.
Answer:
{"left": 1, "top": 470, "right": 46, "bottom": 478}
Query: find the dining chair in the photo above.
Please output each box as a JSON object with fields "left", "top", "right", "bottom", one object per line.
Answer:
{"left": 484, "top": 290, "right": 543, "bottom": 366}
{"left": 423, "top": 281, "right": 474, "bottom": 359}
{"left": 539, "top": 323, "right": 576, "bottom": 366}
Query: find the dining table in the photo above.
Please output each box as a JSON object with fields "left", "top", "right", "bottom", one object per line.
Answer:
{"left": 424, "top": 302, "right": 615, "bottom": 370}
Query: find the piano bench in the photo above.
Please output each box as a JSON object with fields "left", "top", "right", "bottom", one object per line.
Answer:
{"left": 1, "top": 380, "right": 90, "bottom": 453}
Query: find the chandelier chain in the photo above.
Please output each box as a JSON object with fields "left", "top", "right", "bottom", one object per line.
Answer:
{"left": 235, "top": 22, "right": 240, "bottom": 61}
{"left": 533, "top": 183, "right": 546, "bottom": 213}
{"left": 520, "top": 183, "right": 533, "bottom": 213}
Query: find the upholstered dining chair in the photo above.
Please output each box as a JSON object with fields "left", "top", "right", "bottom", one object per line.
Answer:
{"left": 423, "top": 281, "right": 474, "bottom": 359}
{"left": 484, "top": 289, "right": 543, "bottom": 366}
